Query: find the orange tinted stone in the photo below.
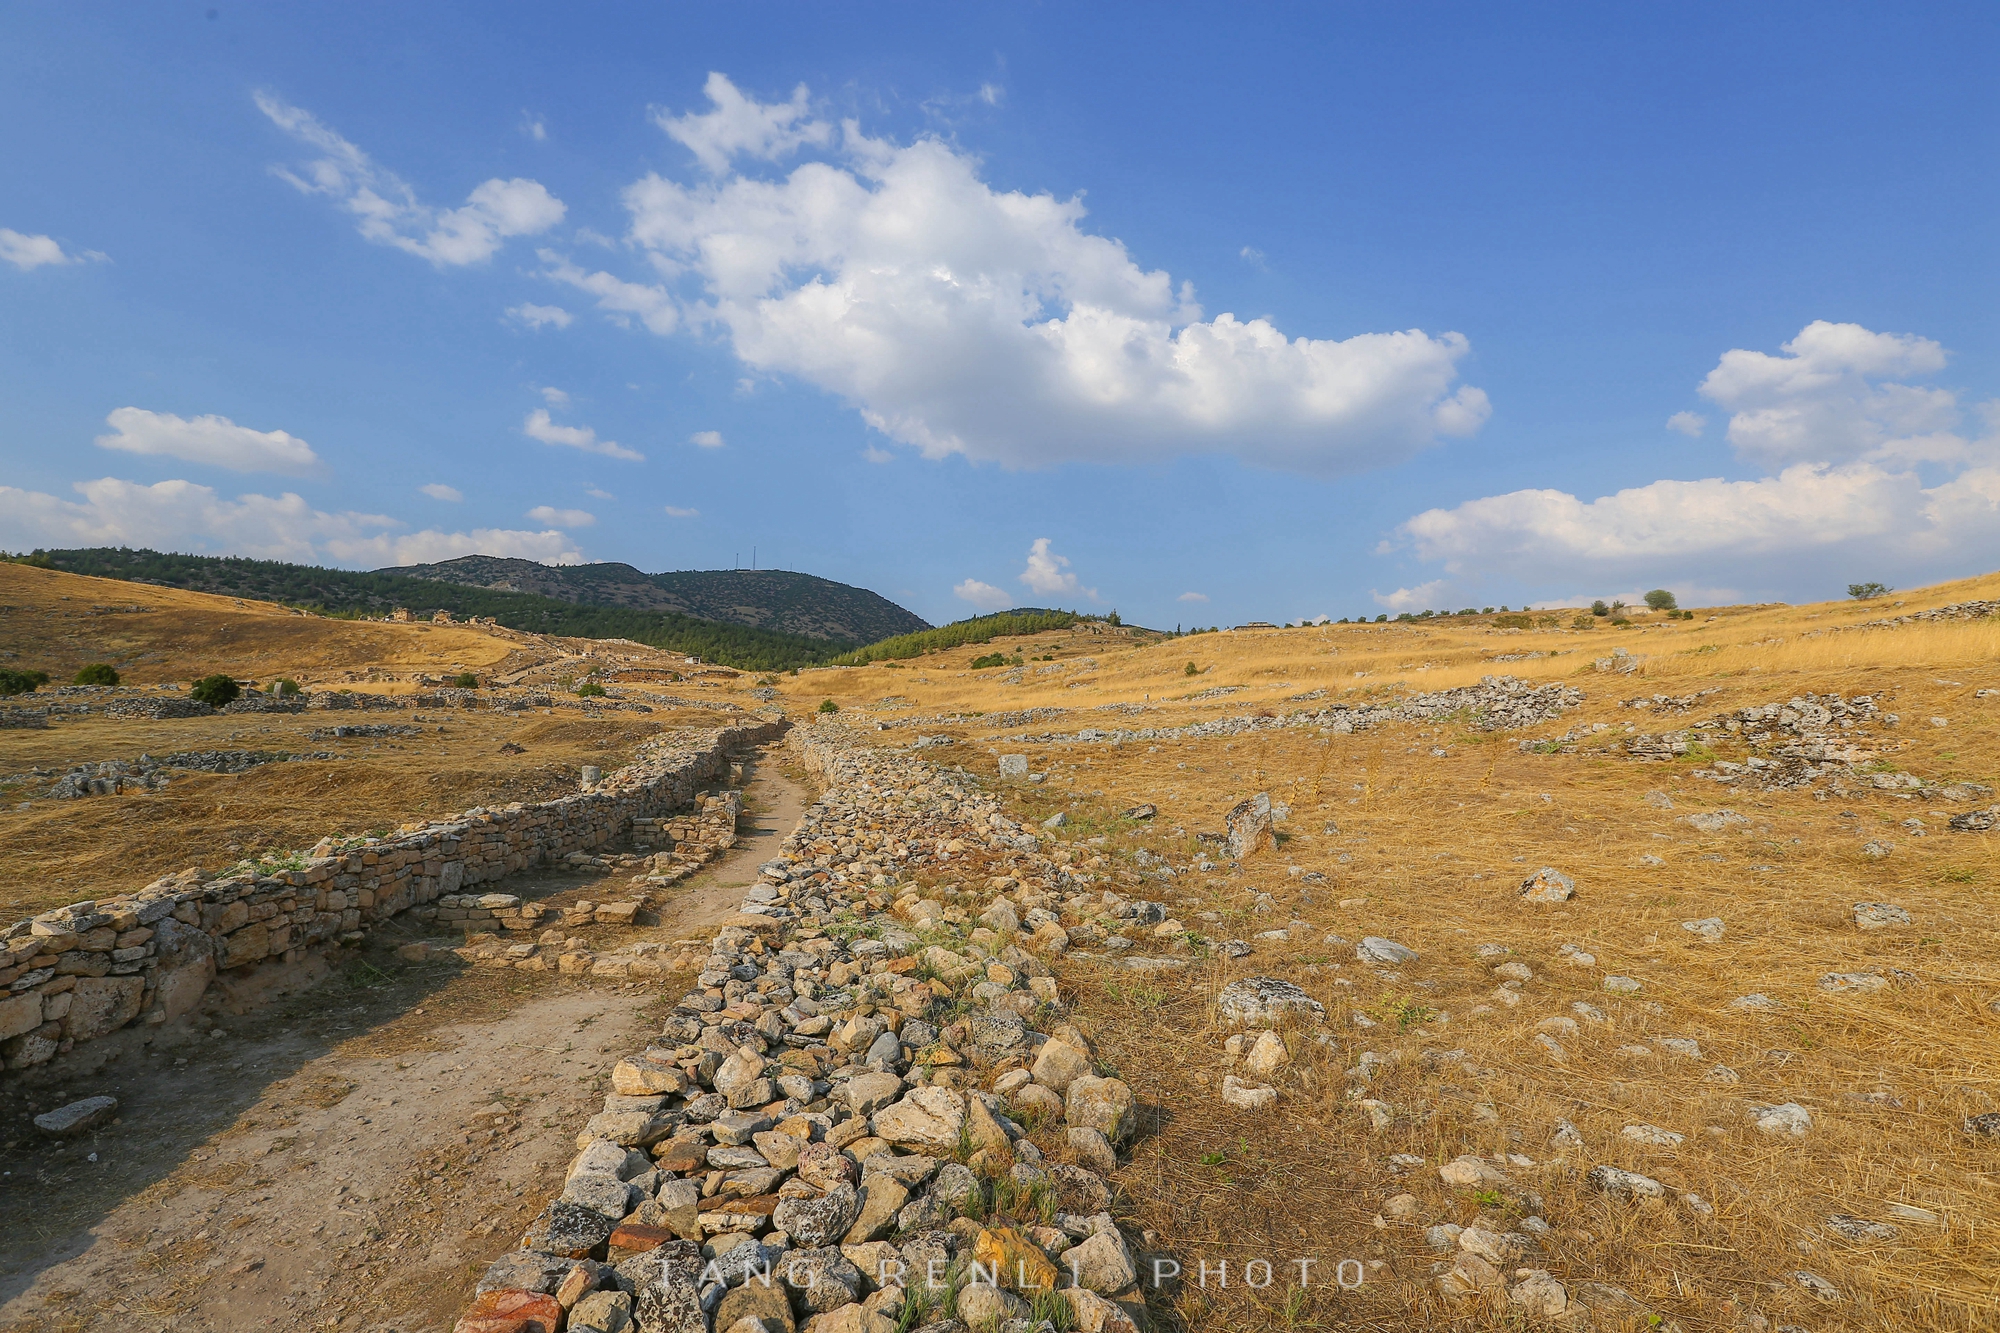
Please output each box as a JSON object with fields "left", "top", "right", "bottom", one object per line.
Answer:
{"left": 453, "top": 1288, "right": 563, "bottom": 1333}
{"left": 607, "top": 1222, "right": 674, "bottom": 1258}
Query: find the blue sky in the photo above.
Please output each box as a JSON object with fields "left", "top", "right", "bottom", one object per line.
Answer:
{"left": 3, "top": 3, "right": 1996, "bottom": 628}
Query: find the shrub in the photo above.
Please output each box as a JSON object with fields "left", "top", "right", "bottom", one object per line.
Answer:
{"left": 1848, "top": 581, "right": 1892, "bottom": 600}
{"left": 1590, "top": 600, "right": 1610, "bottom": 617}
{"left": 450, "top": 672, "right": 478, "bottom": 689}
{"left": 1644, "top": 588, "right": 1678, "bottom": 611}
{"left": 270, "top": 678, "right": 301, "bottom": 695}
{"left": 1184, "top": 661, "right": 1199, "bottom": 676}
{"left": 575, "top": 681, "right": 607, "bottom": 697}
{"left": 1493, "top": 614, "right": 1532, "bottom": 630}
{"left": 817, "top": 698, "right": 839, "bottom": 714}
{"left": 1374, "top": 614, "right": 1387, "bottom": 623}
{"left": 1571, "top": 615, "right": 1596, "bottom": 630}
{"left": 1106, "top": 610, "right": 1121, "bottom": 626}
{"left": 72, "top": 663, "right": 120, "bottom": 686}
{"left": 190, "top": 674, "right": 240, "bottom": 707}
{"left": 1611, "top": 616, "right": 1632, "bottom": 626}
{"left": 970, "top": 653, "right": 1009, "bottom": 669}
{"left": 0, "top": 668, "right": 50, "bottom": 696}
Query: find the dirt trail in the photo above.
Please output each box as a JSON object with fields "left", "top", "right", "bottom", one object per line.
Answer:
{"left": 0, "top": 744, "right": 806, "bottom": 1333}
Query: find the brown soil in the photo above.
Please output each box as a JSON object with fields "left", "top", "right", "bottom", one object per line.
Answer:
{"left": 0, "top": 750, "right": 805, "bottom": 1333}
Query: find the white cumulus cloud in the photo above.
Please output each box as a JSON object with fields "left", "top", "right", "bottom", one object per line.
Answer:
{"left": 689, "top": 430, "right": 724, "bottom": 449}
{"left": 953, "top": 578, "right": 1012, "bottom": 611}
{"left": 1372, "top": 579, "right": 1449, "bottom": 612}
{"left": 1176, "top": 591, "right": 1209, "bottom": 603}
{"left": 1387, "top": 321, "right": 2000, "bottom": 595}
{"left": 419, "top": 483, "right": 462, "bottom": 501}
{"left": 525, "top": 505, "right": 594, "bottom": 528}
{"left": 96, "top": 407, "right": 321, "bottom": 475}
{"left": 256, "top": 92, "right": 565, "bottom": 266}
{"left": 543, "top": 75, "right": 1485, "bottom": 475}
{"left": 0, "top": 477, "right": 583, "bottom": 567}
{"left": 1665, "top": 410, "right": 1705, "bottom": 437}
{"left": 523, "top": 408, "right": 643, "bottom": 461}
{"left": 509, "top": 303, "right": 573, "bottom": 329}
{"left": 1018, "top": 538, "right": 1098, "bottom": 601}
{"left": 654, "top": 72, "right": 832, "bottom": 175}
{"left": 2, "top": 228, "right": 105, "bottom": 270}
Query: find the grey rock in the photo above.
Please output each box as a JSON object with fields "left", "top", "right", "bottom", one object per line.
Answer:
{"left": 773, "top": 1183, "right": 860, "bottom": 1247}
{"left": 1215, "top": 976, "right": 1325, "bottom": 1027}
{"left": 1357, "top": 937, "right": 1417, "bottom": 965}
{"left": 32, "top": 1095, "right": 117, "bottom": 1137}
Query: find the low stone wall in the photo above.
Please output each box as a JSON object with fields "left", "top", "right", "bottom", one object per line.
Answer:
{"left": 453, "top": 723, "right": 1162, "bottom": 1333}
{"left": 0, "top": 720, "right": 785, "bottom": 1080}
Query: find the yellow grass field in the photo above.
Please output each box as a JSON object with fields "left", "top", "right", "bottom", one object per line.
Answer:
{"left": 770, "top": 576, "right": 1998, "bottom": 1330}
{"left": 2, "top": 559, "right": 1995, "bottom": 1329}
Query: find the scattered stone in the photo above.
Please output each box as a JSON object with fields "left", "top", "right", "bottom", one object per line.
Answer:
{"left": 1747, "top": 1102, "right": 1814, "bottom": 1137}
{"left": 1853, "top": 902, "right": 1912, "bottom": 929}
{"left": 32, "top": 1095, "right": 118, "bottom": 1137}
{"left": 1792, "top": 1271, "right": 1841, "bottom": 1303}
{"left": 1220, "top": 1075, "right": 1277, "bottom": 1111}
{"left": 1357, "top": 936, "right": 1418, "bottom": 965}
{"left": 1680, "top": 917, "right": 1724, "bottom": 943}
{"left": 1820, "top": 972, "right": 1889, "bottom": 995}
{"left": 1602, "top": 975, "right": 1642, "bottom": 994}
{"left": 1586, "top": 1165, "right": 1665, "bottom": 1200}
{"left": 1216, "top": 976, "right": 1325, "bottom": 1027}
{"left": 1517, "top": 868, "right": 1575, "bottom": 903}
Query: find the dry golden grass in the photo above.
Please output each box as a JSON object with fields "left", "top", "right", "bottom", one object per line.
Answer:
{"left": 0, "top": 564, "right": 746, "bottom": 918}
{"left": 805, "top": 578, "right": 1998, "bottom": 1330}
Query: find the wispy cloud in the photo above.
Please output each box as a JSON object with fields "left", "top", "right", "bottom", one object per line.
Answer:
{"left": 953, "top": 578, "right": 1012, "bottom": 611}
{"left": 419, "top": 483, "right": 462, "bottom": 502}
{"left": 1, "top": 228, "right": 107, "bottom": 270}
{"left": 96, "top": 407, "right": 321, "bottom": 476}
{"left": 523, "top": 408, "right": 643, "bottom": 461}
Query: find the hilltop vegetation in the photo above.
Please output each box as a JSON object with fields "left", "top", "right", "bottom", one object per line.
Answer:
{"left": 831, "top": 608, "right": 1086, "bottom": 664}
{"left": 379, "top": 554, "right": 929, "bottom": 644}
{"left": 22, "top": 548, "right": 846, "bottom": 671}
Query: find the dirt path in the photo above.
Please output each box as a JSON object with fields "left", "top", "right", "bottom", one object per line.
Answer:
{"left": 0, "top": 744, "right": 806, "bottom": 1333}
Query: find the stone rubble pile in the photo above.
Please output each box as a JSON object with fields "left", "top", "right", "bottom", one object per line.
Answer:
{"left": 1847, "top": 599, "right": 2000, "bottom": 630}
{"left": 999, "top": 677, "right": 1582, "bottom": 747}
{"left": 1624, "top": 692, "right": 1992, "bottom": 803}
{"left": 458, "top": 723, "right": 1163, "bottom": 1333}
{"left": 13, "top": 748, "right": 344, "bottom": 799}
{"left": 0, "top": 722, "right": 780, "bottom": 1080}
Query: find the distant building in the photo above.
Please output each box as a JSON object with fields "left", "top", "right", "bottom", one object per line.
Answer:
{"left": 388, "top": 607, "right": 413, "bottom": 622}
{"left": 431, "top": 609, "right": 455, "bottom": 624}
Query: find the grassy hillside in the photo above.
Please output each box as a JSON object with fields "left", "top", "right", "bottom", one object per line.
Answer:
{"left": 19, "top": 548, "right": 844, "bottom": 671}
{"left": 378, "top": 555, "right": 930, "bottom": 643}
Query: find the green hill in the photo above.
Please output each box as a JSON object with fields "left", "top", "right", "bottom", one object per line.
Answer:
{"left": 23, "top": 548, "right": 846, "bottom": 672}
{"left": 380, "top": 555, "right": 929, "bottom": 644}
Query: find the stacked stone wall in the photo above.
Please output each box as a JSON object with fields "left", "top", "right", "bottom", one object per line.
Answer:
{"left": 0, "top": 720, "right": 785, "bottom": 1079}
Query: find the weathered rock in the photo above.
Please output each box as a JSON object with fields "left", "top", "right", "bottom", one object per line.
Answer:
{"left": 713, "top": 1278, "right": 796, "bottom": 1333}
{"left": 1063, "top": 1288, "right": 1141, "bottom": 1333}
{"left": 1062, "top": 1225, "right": 1136, "bottom": 1294}
{"left": 1853, "top": 902, "right": 1912, "bottom": 930}
{"left": 972, "top": 1225, "right": 1058, "bottom": 1291}
{"left": 1586, "top": 1165, "right": 1665, "bottom": 1200}
{"left": 523, "top": 1201, "right": 619, "bottom": 1259}
{"left": 1225, "top": 793, "right": 1273, "bottom": 858}
{"left": 1066, "top": 1126, "right": 1118, "bottom": 1175}
{"left": 61, "top": 975, "right": 143, "bottom": 1041}
{"left": 1243, "top": 1029, "right": 1289, "bottom": 1078}
{"left": 1215, "top": 976, "right": 1325, "bottom": 1027}
{"left": 845, "top": 1072, "right": 906, "bottom": 1116}
{"left": 1220, "top": 1075, "right": 1277, "bottom": 1111}
{"left": 1518, "top": 868, "right": 1575, "bottom": 903}
{"left": 33, "top": 1095, "right": 118, "bottom": 1137}
{"left": 456, "top": 1289, "right": 566, "bottom": 1333}
{"left": 1356, "top": 936, "right": 1417, "bottom": 965}
{"left": 1030, "top": 1038, "right": 1093, "bottom": 1093}
{"left": 1679, "top": 917, "right": 1724, "bottom": 943}
{"left": 1748, "top": 1102, "right": 1813, "bottom": 1137}
{"left": 954, "top": 1281, "right": 1030, "bottom": 1326}
{"left": 872, "top": 1087, "right": 965, "bottom": 1152}
{"left": 1507, "top": 1269, "right": 1568, "bottom": 1318}
{"left": 781, "top": 1246, "right": 863, "bottom": 1314}
{"left": 844, "top": 1174, "right": 910, "bottom": 1244}
{"left": 1064, "top": 1075, "right": 1136, "bottom": 1142}
{"left": 570, "top": 1288, "right": 634, "bottom": 1332}
{"left": 775, "top": 1183, "right": 860, "bottom": 1247}
{"left": 1438, "top": 1155, "right": 1508, "bottom": 1188}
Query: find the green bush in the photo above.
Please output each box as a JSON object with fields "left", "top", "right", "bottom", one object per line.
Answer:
{"left": 817, "top": 698, "right": 839, "bottom": 714}
{"left": 1590, "top": 600, "right": 1610, "bottom": 617}
{"left": 0, "top": 668, "right": 50, "bottom": 696}
{"left": 190, "top": 674, "right": 240, "bottom": 707}
{"left": 450, "top": 672, "right": 478, "bottom": 689}
{"left": 575, "top": 681, "right": 607, "bottom": 697}
{"left": 969, "top": 653, "right": 1009, "bottom": 669}
{"left": 1848, "top": 581, "right": 1891, "bottom": 600}
{"left": 72, "top": 663, "right": 120, "bottom": 686}
{"left": 1643, "top": 588, "right": 1678, "bottom": 611}
{"left": 1571, "top": 615, "right": 1595, "bottom": 630}
{"left": 269, "top": 678, "right": 301, "bottom": 695}
{"left": 1184, "top": 661, "right": 1199, "bottom": 676}
{"left": 1492, "top": 614, "right": 1532, "bottom": 630}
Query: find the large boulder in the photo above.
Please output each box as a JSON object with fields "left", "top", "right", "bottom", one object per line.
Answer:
{"left": 1225, "top": 794, "right": 1273, "bottom": 859}
{"left": 627, "top": 1239, "right": 706, "bottom": 1333}
{"left": 774, "top": 1183, "right": 860, "bottom": 1247}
